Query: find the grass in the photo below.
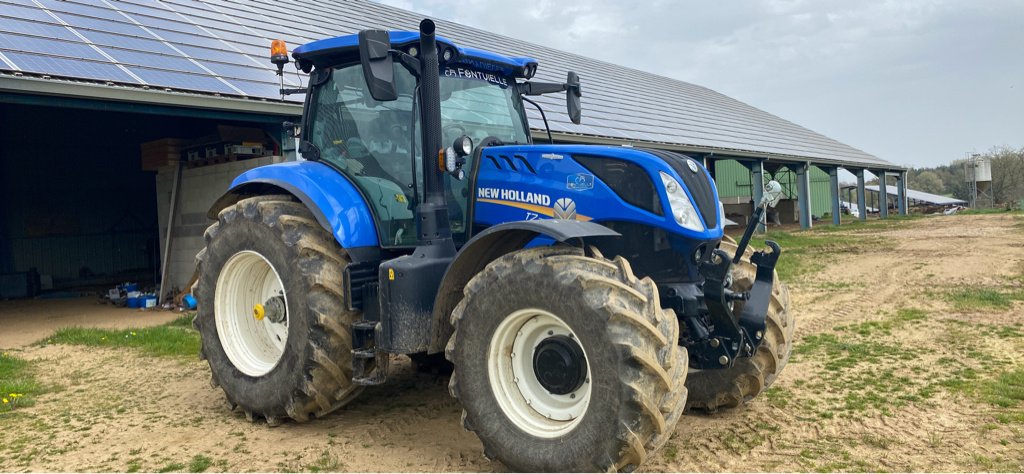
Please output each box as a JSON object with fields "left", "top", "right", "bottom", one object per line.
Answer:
{"left": 944, "top": 288, "right": 1024, "bottom": 311}
{"left": 38, "top": 315, "right": 199, "bottom": 358}
{"left": 188, "top": 454, "right": 213, "bottom": 473}
{"left": 0, "top": 352, "right": 43, "bottom": 414}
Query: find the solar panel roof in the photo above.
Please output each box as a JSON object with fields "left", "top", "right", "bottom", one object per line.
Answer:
{"left": 0, "top": 0, "right": 900, "bottom": 170}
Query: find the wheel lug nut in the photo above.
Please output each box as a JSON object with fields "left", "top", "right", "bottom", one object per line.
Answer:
{"left": 547, "top": 330, "right": 553, "bottom": 336}
{"left": 570, "top": 393, "right": 576, "bottom": 399}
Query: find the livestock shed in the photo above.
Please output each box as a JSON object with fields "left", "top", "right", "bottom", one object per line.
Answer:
{"left": 839, "top": 184, "right": 965, "bottom": 216}
{"left": 0, "top": 0, "right": 906, "bottom": 298}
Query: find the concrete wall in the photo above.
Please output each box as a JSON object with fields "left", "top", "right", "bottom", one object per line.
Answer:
{"left": 155, "top": 156, "right": 285, "bottom": 293}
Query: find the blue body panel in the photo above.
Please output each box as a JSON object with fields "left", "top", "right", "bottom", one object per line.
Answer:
{"left": 472, "top": 144, "right": 723, "bottom": 261}
{"left": 229, "top": 161, "right": 379, "bottom": 249}
{"left": 293, "top": 31, "right": 537, "bottom": 78}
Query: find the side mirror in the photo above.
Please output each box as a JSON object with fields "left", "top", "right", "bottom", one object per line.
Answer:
{"left": 566, "top": 71, "right": 581, "bottom": 124}
{"left": 358, "top": 29, "right": 397, "bottom": 101}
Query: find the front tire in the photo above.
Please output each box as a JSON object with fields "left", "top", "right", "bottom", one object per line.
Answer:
{"left": 446, "top": 246, "right": 688, "bottom": 472}
{"left": 194, "top": 195, "right": 363, "bottom": 424}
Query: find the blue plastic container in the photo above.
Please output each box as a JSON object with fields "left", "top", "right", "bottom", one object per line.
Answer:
{"left": 123, "top": 283, "right": 139, "bottom": 293}
{"left": 127, "top": 296, "right": 141, "bottom": 308}
{"left": 183, "top": 294, "right": 197, "bottom": 310}
{"left": 143, "top": 294, "right": 157, "bottom": 309}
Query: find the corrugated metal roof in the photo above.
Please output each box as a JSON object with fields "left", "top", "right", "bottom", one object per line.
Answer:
{"left": 0, "top": 0, "right": 900, "bottom": 170}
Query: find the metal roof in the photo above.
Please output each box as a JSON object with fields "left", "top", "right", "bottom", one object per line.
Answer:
{"left": 0, "top": 0, "right": 901, "bottom": 171}
{"left": 863, "top": 185, "right": 966, "bottom": 206}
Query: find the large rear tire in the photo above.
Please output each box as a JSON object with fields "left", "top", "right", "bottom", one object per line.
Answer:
{"left": 194, "top": 195, "right": 363, "bottom": 424}
{"left": 446, "top": 246, "right": 687, "bottom": 472}
{"left": 684, "top": 239, "right": 793, "bottom": 411}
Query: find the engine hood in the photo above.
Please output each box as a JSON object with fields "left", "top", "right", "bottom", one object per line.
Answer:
{"left": 471, "top": 143, "right": 722, "bottom": 238}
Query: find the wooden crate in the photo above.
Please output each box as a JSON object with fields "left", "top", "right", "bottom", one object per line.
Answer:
{"left": 141, "top": 138, "right": 186, "bottom": 171}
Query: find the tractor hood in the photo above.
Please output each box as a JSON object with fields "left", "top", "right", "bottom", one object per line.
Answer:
{"left": 471, "top": 144, "right": 723, "bottom": 240}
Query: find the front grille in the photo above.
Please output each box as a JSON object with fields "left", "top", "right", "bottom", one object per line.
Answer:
{"left": 574, "top": 155, "right": 662, "bottom": 215}
{"left": 641, "top": 149, "right": 718, "bottom": 229}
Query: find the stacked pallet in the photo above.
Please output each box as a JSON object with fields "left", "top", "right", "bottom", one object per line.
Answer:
{"left": 140, "top": 138, "right": 186, "bottom": 171}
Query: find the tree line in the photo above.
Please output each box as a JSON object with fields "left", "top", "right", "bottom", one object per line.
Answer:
{"left": 902, "top": 146, "right": 1024, "bottom": 207}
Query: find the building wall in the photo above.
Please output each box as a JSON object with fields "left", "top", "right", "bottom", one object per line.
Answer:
{"left": 155, "top": 156, "right": 284, "bottom": 293}
{"left": 714, "top": 160, "right": 834, "bottom": 218}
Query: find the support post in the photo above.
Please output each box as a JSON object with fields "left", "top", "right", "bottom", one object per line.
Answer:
{"left": 749, "top": 160, "right": 765, "bottom": 233}
{"left": 796, "top": 163, "right": 812, "bottom": 229}
{"left": 828, "top": 166, "right": 841, "bottom": 226}
{"left": 878, "top": 170, "right": 889, "bottom": 219}
{"left": 856, "top": 169, "right": 867, "bottom": 221}
{"left": 897, "top": 171, "right": 907, "bottom": 215}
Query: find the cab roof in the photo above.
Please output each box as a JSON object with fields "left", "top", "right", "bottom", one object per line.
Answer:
{"left": 292, "top": 31, "right": 538, "bottom": 78}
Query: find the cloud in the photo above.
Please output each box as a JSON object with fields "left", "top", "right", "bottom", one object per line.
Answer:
{"left": 376, "top": 0, "right": 1024, "bottom": 168}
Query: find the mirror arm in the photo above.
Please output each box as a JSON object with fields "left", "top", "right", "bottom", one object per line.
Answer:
{"left": 521, "top": 81, "right": 568, "bottom": 96}
{"left": 392, "top": 50, "right": 421, "bottom": 77}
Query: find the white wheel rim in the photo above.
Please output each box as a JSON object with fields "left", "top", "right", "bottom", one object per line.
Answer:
{"left": 488, "top": 308, "right": 592, "bottom": 438}
{"left": 214, "top": 250, "right": 290, "bottom": 377}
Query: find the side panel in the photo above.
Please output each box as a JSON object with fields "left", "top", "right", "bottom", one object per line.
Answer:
{"left": 227, "top": 161, "right": 379, "bottom": 249}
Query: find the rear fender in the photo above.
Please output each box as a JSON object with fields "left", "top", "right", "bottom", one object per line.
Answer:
{"left": 426, "top": 220, "right": 619, "bottom": 353}
{"left": 207, "top": 161, "right": 380, "bottom": 257}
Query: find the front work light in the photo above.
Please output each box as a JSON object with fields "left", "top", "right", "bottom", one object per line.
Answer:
{"left": 453, "top": 135, "right": 473, "bottom": 157}
{"left": 660, "top": 171, "right": 704, "bottom": 232}
{"left": 270, "top": 39, "right": 289, "bottom": 71}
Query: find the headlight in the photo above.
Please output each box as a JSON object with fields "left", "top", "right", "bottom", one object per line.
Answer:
{"left": 660, "top": 171, "right": 704, "bottom": 232}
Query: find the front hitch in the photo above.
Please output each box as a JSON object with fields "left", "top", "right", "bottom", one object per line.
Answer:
{"left": 693, "top": 240, "right": 780, "bottom": 369}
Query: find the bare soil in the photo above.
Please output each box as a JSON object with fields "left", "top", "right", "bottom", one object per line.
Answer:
{"left": 1, "top": 214, "right": 1022, "bottom": 472}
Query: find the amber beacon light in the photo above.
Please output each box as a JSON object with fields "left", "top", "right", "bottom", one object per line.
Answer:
{"left": 270, "top": 39, "right": 289, "bottom": 72}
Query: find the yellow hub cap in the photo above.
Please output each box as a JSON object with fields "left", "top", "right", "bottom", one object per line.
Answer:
{"left": 253, "top": 303, "right": 266, "bottom": 321}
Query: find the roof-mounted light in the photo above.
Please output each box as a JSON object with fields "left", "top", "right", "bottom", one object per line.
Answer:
{"left": 270, "top": 39, "right": 289, "bottom": 72}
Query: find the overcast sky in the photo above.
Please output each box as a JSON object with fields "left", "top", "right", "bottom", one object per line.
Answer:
{"left": 376, "top": 0, "right": 1023, "bottom": 169}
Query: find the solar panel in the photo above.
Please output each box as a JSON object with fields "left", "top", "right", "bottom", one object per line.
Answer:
{"left": 125, "top": 66, "right": 236, "bottom": 93}
{"left": 4, "top": 51, "right": 138, "bottom": 83}
{"left": 0, "top": 16, "right": 80, "bottom": 41}
{"left": 0, "top": 32, "right": 106, "bottom": 61}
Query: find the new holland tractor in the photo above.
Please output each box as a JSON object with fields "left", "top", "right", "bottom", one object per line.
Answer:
{"left": 194, "top": 20, "right": 792, "bottom": 472}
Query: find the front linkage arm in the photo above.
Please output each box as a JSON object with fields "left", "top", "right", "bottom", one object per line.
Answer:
{"left": 689, "top": 179, "right": 784, "bottom": 369}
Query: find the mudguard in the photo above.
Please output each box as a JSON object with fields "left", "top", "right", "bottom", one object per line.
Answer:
{"left": 208, "top": 161, "right": 379, "bottom": 252}
{"left": 426, "top": 219, "right": 620, "bottom": 353}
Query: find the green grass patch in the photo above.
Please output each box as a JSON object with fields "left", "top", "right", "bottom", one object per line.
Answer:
{"left": 39, "top": 314, "right": 199, "bottom": 358}
{"left": 157, "top": 462, "right": 185, "bottom": 473}
{"left": 944, "top": 288, "right": 1024, "bottom": 311}
{"left": 0, "top": 352, "right": 43, "bottom": 414}
{"left": 980, "top": 369, "right": 1024, "bottom": 409}
{"left": 187, "top": 454, "right": 213, "bottom": 473}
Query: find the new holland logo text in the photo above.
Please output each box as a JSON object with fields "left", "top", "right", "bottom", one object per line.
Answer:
{"left": 477, "top": 188, "right": 551, "bottom": 206}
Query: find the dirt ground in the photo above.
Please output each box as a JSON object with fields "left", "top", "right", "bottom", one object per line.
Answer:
{"left": 1, "top": 213, "right": 1022, "bottom": 472}
{"left": 0, "top": 297, "right": 182, "bottom": 348}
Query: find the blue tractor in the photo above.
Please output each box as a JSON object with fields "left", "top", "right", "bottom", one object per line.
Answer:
{"left": 194, "top": 20, "right": 792, "bottom": 472}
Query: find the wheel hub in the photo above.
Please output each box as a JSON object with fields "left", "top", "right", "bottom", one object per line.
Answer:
{"left": 533, "top": 335, "right": 587, "bottom": 395}
{"left": 488, "top": 309, "right": 592, "bottom": 438}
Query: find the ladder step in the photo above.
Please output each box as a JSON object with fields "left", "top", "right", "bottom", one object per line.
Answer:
{"left": 352, "top": 348, "right": 376, "bottom": 359}
{"left": 352, "top": 375, "right": 385, "bottom": 386}
{"left": 353, "top": 321, "right": 378, "bottom": 331}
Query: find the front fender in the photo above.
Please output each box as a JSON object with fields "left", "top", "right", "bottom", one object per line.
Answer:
{"left": 426, "top": 220, "right": 620, "bottom": 353}
{"left": 209, "top": 161, "right": 379, "bottom": 250}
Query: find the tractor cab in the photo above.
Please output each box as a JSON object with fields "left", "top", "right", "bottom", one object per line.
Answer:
{"left": 287, "top": 31, "right": 573, "bottom": 247}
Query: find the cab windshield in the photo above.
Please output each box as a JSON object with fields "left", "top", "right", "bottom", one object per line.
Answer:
{"left": 307, "top": 62, "right": 529, "bottom": 247}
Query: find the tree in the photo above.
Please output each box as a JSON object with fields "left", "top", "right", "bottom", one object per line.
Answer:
{"left": 911, "top": 170, "right": 945, "bottom": 194}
